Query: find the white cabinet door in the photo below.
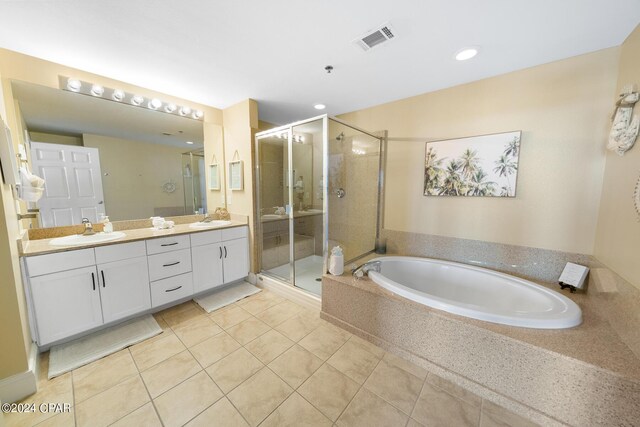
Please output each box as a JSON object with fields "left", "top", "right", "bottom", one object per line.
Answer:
{"left": 30, "top": 266, "right": 103, "bottom": 345}
{"left": 222, "top": 237, "right": 249, "bottom": 283}
{"left": 98, "top": 257, "right": 151, "bottom": 323}
{"left": 192, "top": 243, "right": 224, "bottom": 293}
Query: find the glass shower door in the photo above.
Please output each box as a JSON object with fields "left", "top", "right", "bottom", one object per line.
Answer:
{"left": 291, "top": 118, "right": 325, "bottom": 295}
{"left": 256, "top": 130, "right": 292, "bottom": 283}
{"left": 327, "top": 119, "right": 381, "bottom": 263}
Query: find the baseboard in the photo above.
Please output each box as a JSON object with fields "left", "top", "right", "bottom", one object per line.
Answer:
{"left": 0, "top": 343, "right": 37, "bottom": 404}
{"left": 257, "top": 274, "right": 321, "bottom": 311}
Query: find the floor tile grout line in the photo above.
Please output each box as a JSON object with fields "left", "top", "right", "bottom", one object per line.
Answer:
{"left": 125, "top": 347, "right": 165, "bottom": 427}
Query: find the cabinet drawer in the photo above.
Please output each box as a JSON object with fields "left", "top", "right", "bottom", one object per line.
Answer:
{"left": 150, "top": 272, "right": 193, "bottom": 307}
{"left": 95, "top": 241, "right": 146, "bottom": 264}
{"left": 222, "top": 226, "right": 248, "bottom": 241}
{"left": 190, "top": 230, "right": 222, "bottom": 247}
{"left": 26, "top": 248, "right": 96, "bottom": 277}
{"left": 146, "top": 235, "right": 190, "bottom": 255}
{"left": 148, "top": 249, "right": 192, "bottom": 281}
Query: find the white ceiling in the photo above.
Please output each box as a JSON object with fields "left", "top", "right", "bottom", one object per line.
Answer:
{"left": 0, "top": 1, "right": 639, "bottom": 125}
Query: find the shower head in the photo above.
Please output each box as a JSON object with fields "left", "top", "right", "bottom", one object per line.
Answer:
{"left": 336, "top": 132, "right": 345, "bottom": 141}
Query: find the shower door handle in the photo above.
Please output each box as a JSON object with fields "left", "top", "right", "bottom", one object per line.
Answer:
{"left": 335, "top": 188, "right": 346, "bottom": 198}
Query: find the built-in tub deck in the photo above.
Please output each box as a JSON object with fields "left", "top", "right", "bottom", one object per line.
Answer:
{"left": 322, "top": 271, "right": 640, "bottom": 426}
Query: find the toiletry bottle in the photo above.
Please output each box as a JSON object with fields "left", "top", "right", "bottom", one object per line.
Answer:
{"left": 329, "top": 246, "right": 344, "bottom": 275}
{"left": 102, "top": 215, "right": 113, "bottom": 233}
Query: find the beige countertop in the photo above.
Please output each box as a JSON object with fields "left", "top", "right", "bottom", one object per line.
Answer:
{"left": 20, "top": 221, "right": 248, "bottom": 257}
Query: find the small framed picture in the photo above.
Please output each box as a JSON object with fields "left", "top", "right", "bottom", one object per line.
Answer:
{"left": 209, "top": 164, "right": 220, "bottom": 190}
{"left": 229, "top": 160, "right": 244, "bottom": 190}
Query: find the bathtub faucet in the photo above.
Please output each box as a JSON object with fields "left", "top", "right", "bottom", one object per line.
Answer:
{"left": 352, "top": 261, "right": 381, "bottom": 279}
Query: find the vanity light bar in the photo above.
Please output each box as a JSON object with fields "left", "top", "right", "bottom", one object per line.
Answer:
{"left": 59, "top": 76, "right": 204, "bottom": 121}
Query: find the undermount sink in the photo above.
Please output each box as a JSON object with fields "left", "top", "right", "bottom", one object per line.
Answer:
{"left": 261, "top": 214, "right": 287, "bottom": 220}
{"left": 189, "top": 220, "right": 233, "bottom": 229}
{"left": 49, "top": 231, "right": 126, "bottom": 247}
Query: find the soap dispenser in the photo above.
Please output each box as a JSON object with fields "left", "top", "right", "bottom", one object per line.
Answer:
{"left": 102, "top": 215, "right": 113, "bottom": 233}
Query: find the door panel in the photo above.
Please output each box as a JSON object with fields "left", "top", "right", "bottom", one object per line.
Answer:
{"left": 31, "top": 142, "right": 105, "bottom": 227}
{"left": 192, "top": 243, "right": 224, "bottom": 293}
{"left": 223, "top": 238, "right": 249, "bottom": 283}
{"left": 30, "top": 266, "right": 103, "bottom": 345}
{"left": 98, "top": 257, "right": 151, "bottom": 323}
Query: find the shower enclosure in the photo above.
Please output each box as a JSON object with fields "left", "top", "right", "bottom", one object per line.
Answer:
{"left": 182, "top": 150, "right": 207, "bottom": 215}
{"left": 255, "top": 115, "right": 384, "bottom": 296}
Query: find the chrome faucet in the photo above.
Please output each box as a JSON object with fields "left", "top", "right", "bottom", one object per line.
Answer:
{"left": 81, "top": 218, "right": 95, "bottom": 236}
{"left": 352, "top": 260, "right": 381, "bottom": 279}
{"left": 201, "top": 214, "right": 216, "bottom": 223}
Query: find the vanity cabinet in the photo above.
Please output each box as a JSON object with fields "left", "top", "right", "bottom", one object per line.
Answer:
{"left": 191, "top": 226, "right": 249, "bottom": 293}
{"left": 24, "top": 225, "right": 249, "bottom": 346}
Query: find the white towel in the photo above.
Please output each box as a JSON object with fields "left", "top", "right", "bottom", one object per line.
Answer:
{"left": 17, "top": 166, "right": 45, "bottom": 202}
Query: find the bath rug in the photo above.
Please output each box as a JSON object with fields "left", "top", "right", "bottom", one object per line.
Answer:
{"left": 48, "top": 314, "right": 161, "bottom": 379}
{"left": 194, "top": 282, "right": 261, "bottom": 313}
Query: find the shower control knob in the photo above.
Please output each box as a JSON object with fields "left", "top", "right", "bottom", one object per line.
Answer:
{"left": 335, "top": 188, "right": 345, "bottom": 198}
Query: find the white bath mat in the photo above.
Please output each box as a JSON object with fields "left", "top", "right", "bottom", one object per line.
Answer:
{"left": 48, "top": 315, "right": 162, "bottom": 379}
{"left": 194, "top": 282, "right": 261, "bottom": 313}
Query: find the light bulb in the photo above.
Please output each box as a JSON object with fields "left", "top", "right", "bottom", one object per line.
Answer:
{"left": 112, "top": 89, "right": 125, "bottom": 102}
{"left": 164, "top": 103, "right": 177, "bottom": 113}
{"left": 131, "top": 95, "right": 144, "bottom": 106}
{"left": 90, "top": 84, "right": 104, "bottom": 97}
{"left": 66, "top": 78, "right": 82, "bottom": 92}
{"left": 179, "top": 106, "right": 192, "bottom": 116}
{"left": 185, "top": 141, "right": 194, "bottom": 145}
{"left": 192, "top": 110, "right": 203, "bottom": 119}
{"left": 148, "top": 98, "right": 162, "bottom": 110}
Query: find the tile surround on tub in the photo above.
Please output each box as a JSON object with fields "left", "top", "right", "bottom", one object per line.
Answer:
{"left": 321, "top": 275, "right": 640, "bottom": 426}
{"left": 380, "top": 229, "right": 592, "bottom": 284}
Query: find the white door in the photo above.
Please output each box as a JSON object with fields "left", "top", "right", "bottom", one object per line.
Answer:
{"left": 30, "top": 266, "right": 103, "bottom": 345}
{"left": 30, "top": 142, "right": 105, "bottom": 227}
{"left": 222, "top": 237, "right": 249, "bottom": 283}
{"left": 98, "top": 257, "right": 151, "bottom": 323}
{"left": 192, "top": 243, "right": 224, "bottom": 293}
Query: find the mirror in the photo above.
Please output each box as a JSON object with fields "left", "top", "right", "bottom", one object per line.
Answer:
{"left": 11, "top": 80, "right": 212, "bottom": 228}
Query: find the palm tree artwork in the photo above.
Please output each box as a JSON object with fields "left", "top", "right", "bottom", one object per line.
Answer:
{"left": 423, "top": 132, "right": 521, "bottom": 197}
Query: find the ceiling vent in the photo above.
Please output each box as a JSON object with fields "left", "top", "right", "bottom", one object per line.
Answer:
{"left": 353, "top": 23, "right": 396, "bottom": 52}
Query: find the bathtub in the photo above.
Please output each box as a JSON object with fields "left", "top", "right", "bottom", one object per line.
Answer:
{"left": 367, "top": 256, "right": 582, "bottom": 329}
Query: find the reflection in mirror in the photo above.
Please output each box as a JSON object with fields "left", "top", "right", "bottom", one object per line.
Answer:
{"left": 11, "top": 80, "right": 207, "bottom": 227}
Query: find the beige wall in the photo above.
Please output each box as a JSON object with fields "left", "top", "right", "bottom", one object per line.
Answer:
{"left": 83, "top": 134, "right": 189, "bottom": 221}
{"left": 339, "top": 48, "right": 620, "bottom": 254}
{"left": 595, "top": 25, "right": 640, "bottom": 289}
{"left": 223, "top": 99, "right": 259, "bottom": 271}
{"left": 0, "top": 48, "right": 225, "bottom": 384}
{"left": 29, "top": 131, "right": 83, "bottom": 146}
{"left": 0, "top": 72, "right": 31, "bottom": 381}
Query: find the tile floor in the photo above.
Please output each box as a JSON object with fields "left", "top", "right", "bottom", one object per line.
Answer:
{"left": 4, "top": 290, "right": 539, "bottom": 427}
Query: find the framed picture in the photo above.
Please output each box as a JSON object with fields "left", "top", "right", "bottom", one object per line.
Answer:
{"left": 209, "top": 164, "right": 220, "bottom": 190}
{"left": 229, "top": 160, "right": 244, "bottom": 190}
{"left": 424, "top": 131, "right": 521, "bottom": 197}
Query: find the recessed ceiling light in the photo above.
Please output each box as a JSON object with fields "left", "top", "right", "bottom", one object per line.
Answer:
{"left": 185, "top": 141, "right": 194, "bottom": 145}
{"left": 455, "top": 47, "right": 479, "bottom": 61}
{"left": 314, "top": 104, "right": 326, "bottom": 110}
{"left": 66, "top": 78, "right": 82, "bottom": 92}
